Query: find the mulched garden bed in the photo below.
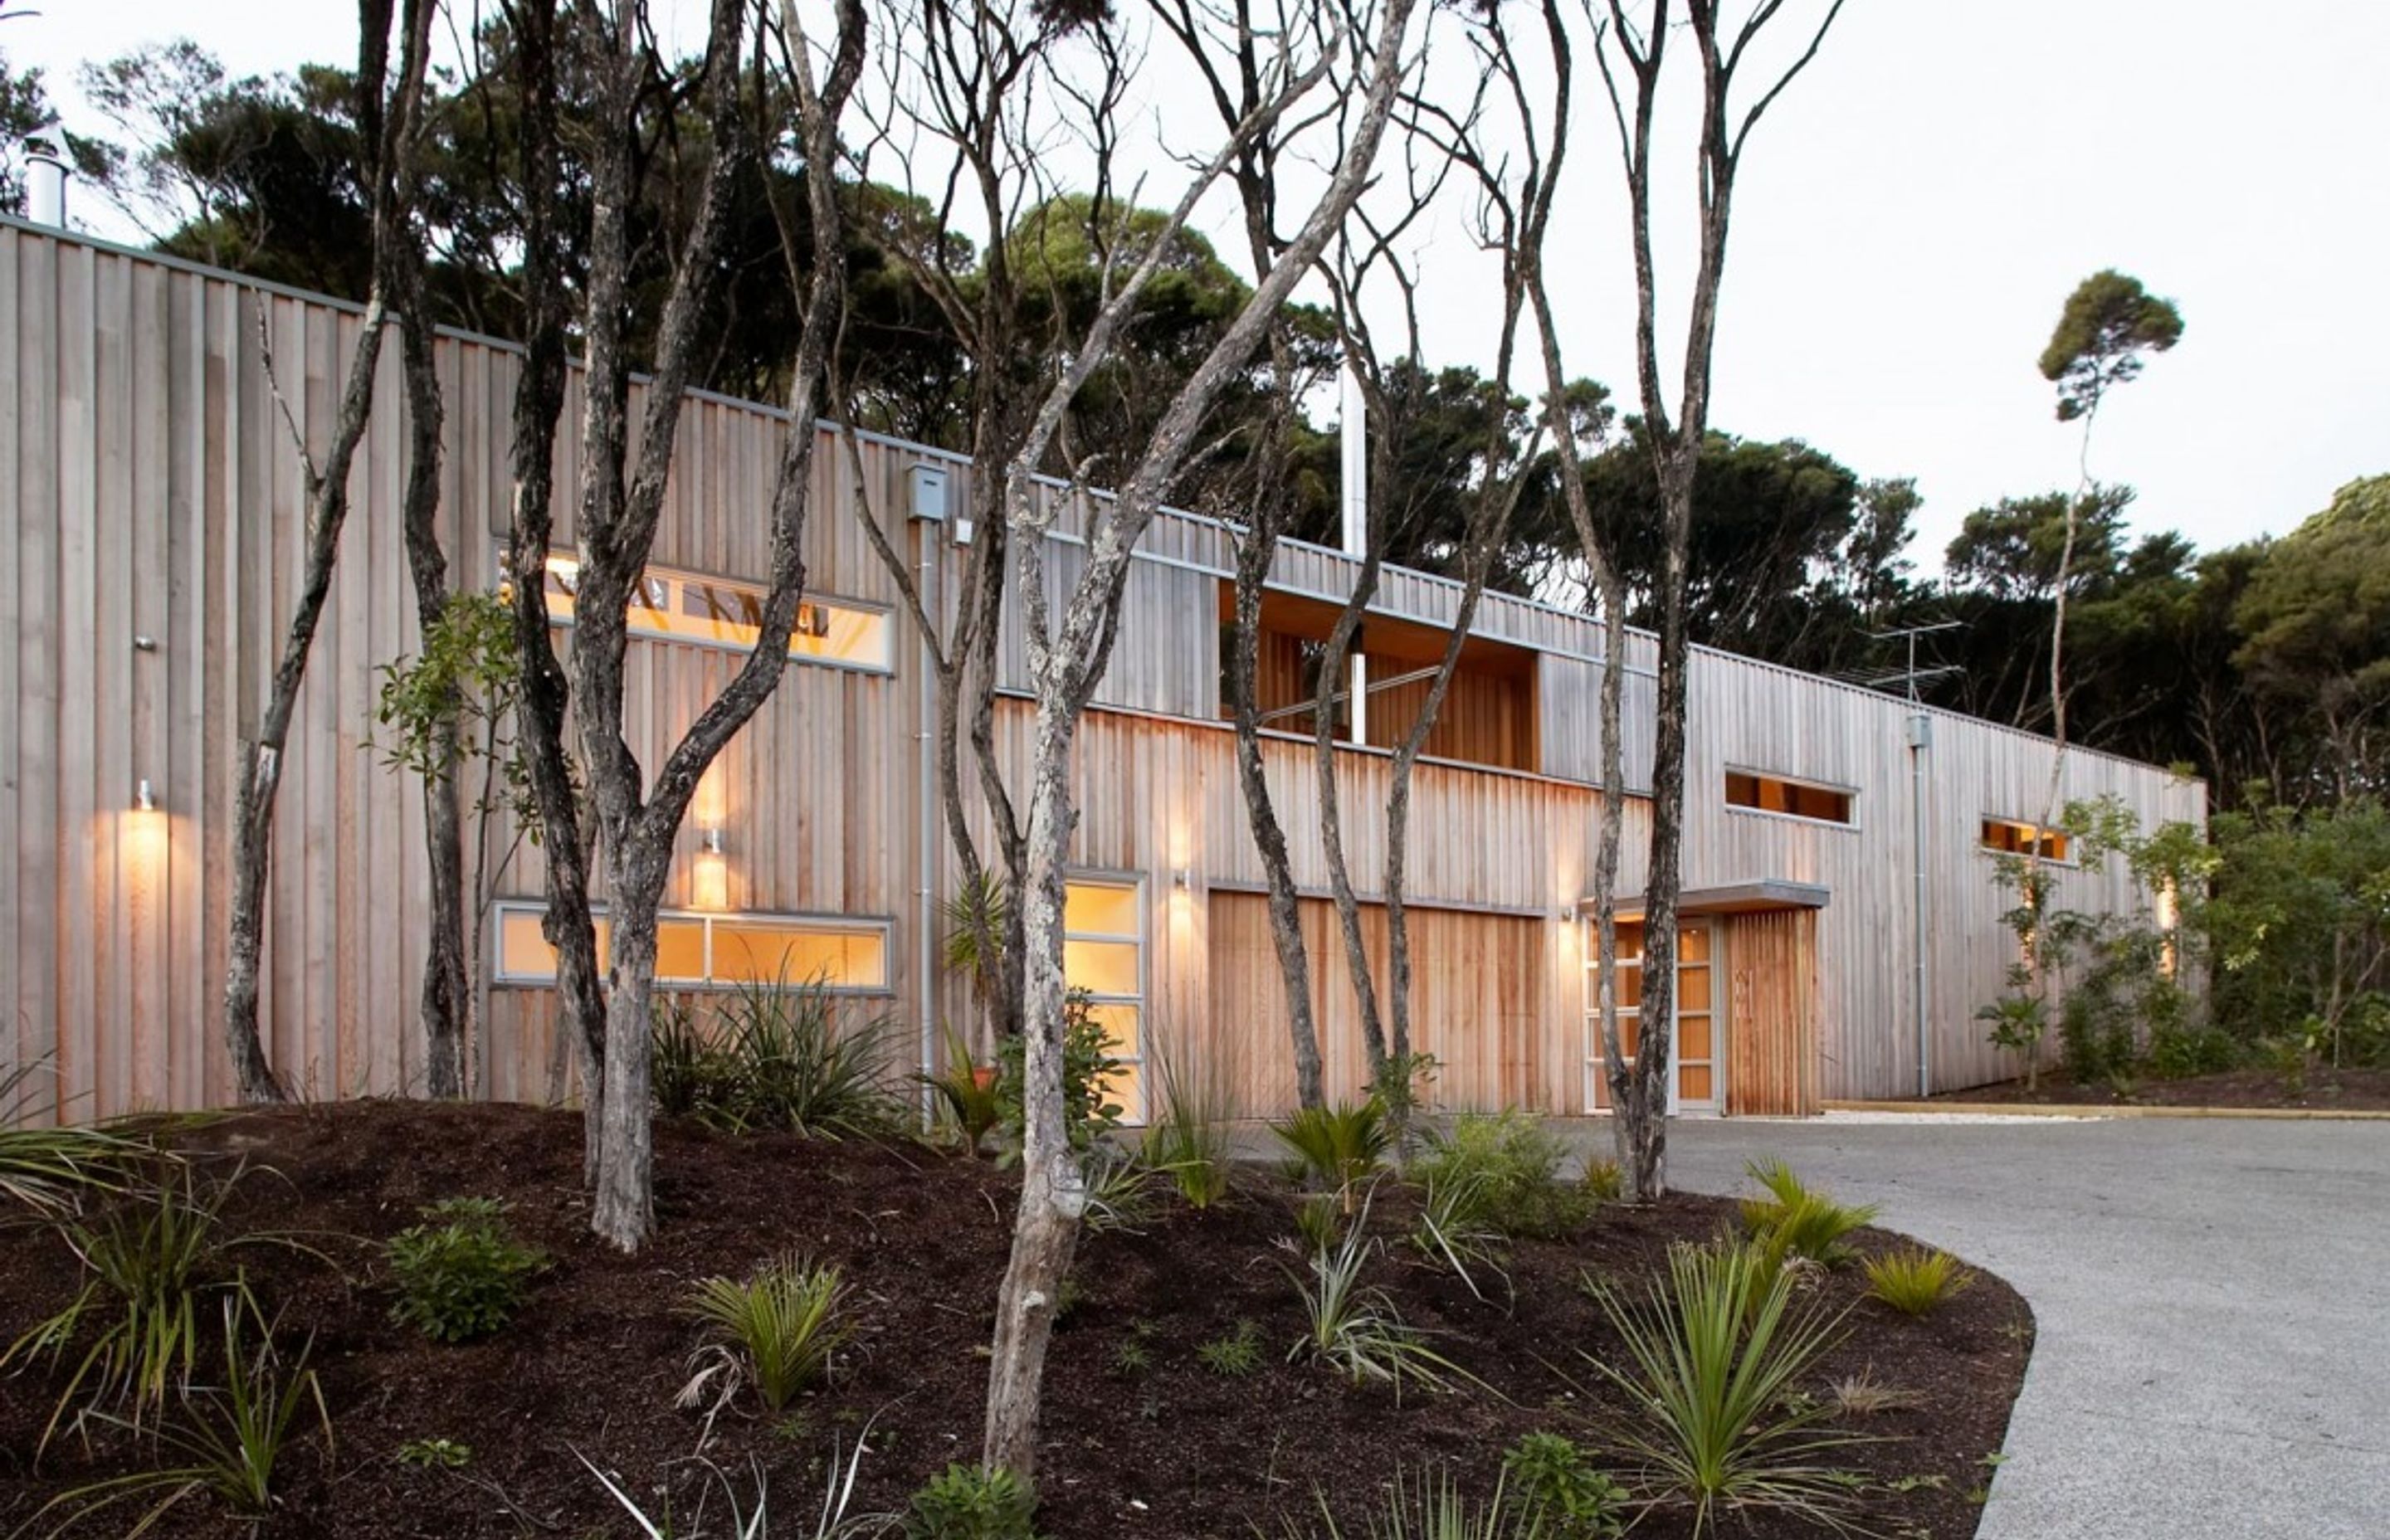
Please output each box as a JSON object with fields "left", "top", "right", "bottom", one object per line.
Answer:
{"left": 1942, "top": 1065, "right": 2390, "bottom": 1113}
{"left": 0, "top": 1103, "right": 2032, "bottom": 1538}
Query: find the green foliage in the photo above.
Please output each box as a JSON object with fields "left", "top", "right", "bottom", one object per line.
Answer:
{"left": 1410, "top": 1170, "right": 1510, "bottom": 1306}
{"left": 1276, "top": 1465, "right": 1551, "bottom": 1540}
{"left": 940, "top": 871, "right": 1010, "bottom": 985}
{"left": 1580, "top": 1241, "right": 1861, "bottom": 1537}
{"left": 396, "top": 1436, "right": 473, "bottom": 1469}
{"left": 25, "top": 1299, "right": 330, "bottom": 1538}
{"left": 1140, "top": 1033, "right": 1236, "bottom": 1209}
{"left": 1412, "top": 1112, "right": 1591, "bottom": 1242}
{"left": 2201, "top": 798, "right": 2390, "bottom": 1068}
{"left": 1197, "top": 1318, "right": 1264, "bottom": 1377}
{"left": 1578, "top": 1158, "right": 1625, "bottom": 1206}
{"left": 1862, "top": 1247, "right": 1976, "bottom": 1318}
{"left": 373, "top": 588, "right": 544, "bottom": 836}
{"left": 996, "top": 990, "right": 1126, "bottom": 1158}
{"left": 901, "top": 1463, "right": 1046, "bottom": 1540}
{"left": 384, "top": 1197, "right": 548, "bottom": 1345}
{"left": 682, "top": 1253, "right": 852, "bottom": 1414}
{"left": 921, "top": 1028, "right": 1002, "bottom": 1158}
{"left": 5, "top": 1162, "right": 315, "bottom": 1448}
{"left": 1, "top": 1059, "right": 146, "bottom": 1216}
{"left": 1293, "top": 1191, "right": 1346, "bottom": 1254}
{"left": 1079, "top": 1144, "right": 1156, "bottom": 1235}
{"left": 655, "top": 977, "right": 905, "bottom": 1138}
{"left": 1737, "top": 1160, "right": 1879, "bottom": 1269}
{"left": 1500, "top": 1433, "right": 1629, "bottom": 1540}
{"left": 1285, "top": 1193, "right": 1466, "bottom": 1395}
{"left": 2038, "top": 269, "right": 2184, "bottom": 422}
{"left": 1975, "top": 990, "right": 2051, "bottom": 1088}
{"left": 1272, "top": 1099, "right": 1391, "bottom": 1211}
{"left": 1366, "top": 1051, "right": 1442, "bottom": 1131}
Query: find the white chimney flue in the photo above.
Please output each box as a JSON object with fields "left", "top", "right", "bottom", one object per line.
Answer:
{"left": 27, "top": 143, "right": 69, "bottom": 228}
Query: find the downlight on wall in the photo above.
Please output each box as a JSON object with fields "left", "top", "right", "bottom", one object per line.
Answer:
{"left": 124, "top": 777, "right": 168, "bottom": 873}
{"left": 693, "top": 825, "right": 730, "bottom": 912}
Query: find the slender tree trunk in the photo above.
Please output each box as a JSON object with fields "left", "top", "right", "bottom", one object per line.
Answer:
{"left": 981, "top": 698, "right": 1087, "bottom": 1479}
{"left": 223, "top": 0, "right": 436, "bottom": 1102}
{"left": 394, "top": 246, "right": 467, "bottom": 1099}
{"left": 498, "top": 0, "right": 607, "bottom": 1170}
{"left": 1227, "top": 534, "right": 1324, "bottom": 1109}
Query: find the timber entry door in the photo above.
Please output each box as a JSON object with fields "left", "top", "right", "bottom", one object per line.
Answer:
{"left": 1583, "top": 919, "right": 1722, "bottom": 1114}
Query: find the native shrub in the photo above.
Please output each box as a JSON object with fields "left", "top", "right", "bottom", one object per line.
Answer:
{"left": 385, "top": 1197, "right": 548, "bottom": 1344}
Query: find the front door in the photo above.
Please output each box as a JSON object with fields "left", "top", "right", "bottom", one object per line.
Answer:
{"left": 1583, "top": 918, "right": 1722, "bottom": 1114}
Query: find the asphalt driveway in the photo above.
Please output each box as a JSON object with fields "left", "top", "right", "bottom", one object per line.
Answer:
{"left": 1660, "top": 1114, "right": 2390, "bottom": 1539}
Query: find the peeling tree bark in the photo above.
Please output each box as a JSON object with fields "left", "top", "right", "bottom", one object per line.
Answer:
{"left": 983, "top": 0, "right": 1417, "bottom": 1477}
{"left": 1590, "top": 0, "right": 1845, "bottom": 1199}
{"left": 222, "top": 0, "right": 438, "bottom": 1105}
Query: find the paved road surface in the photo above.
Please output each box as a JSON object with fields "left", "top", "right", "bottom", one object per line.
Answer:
{"left": 1656, "top": 1115, "right": 2390, "bottom": 1539}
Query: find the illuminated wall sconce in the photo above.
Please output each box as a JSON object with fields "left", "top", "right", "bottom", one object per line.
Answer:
{"left": 124, "top": 777, "right": 169, "bottom": 871}
{"left": 693, "top": 825, "right": 730, "bottom": 911}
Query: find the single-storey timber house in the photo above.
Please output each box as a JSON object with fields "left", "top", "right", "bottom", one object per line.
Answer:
{"left": 1, "top": 217, "right": 2207, "bottom": 1125}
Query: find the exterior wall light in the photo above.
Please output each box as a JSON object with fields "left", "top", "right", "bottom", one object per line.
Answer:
{"left": 693, "top": 825, "right": 730, "bottom": 911}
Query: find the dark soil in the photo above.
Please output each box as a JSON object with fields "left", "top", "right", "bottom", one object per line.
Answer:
{"left": 1943, "top": 1065, "right": 2390, "bottom": 1113}
{"left": 0, "top": 1104, "right": 2032, "bottom": 1538}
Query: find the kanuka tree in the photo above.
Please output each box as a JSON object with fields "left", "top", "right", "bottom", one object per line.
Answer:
{"left": 980, "top": 0, "right": 1421, "bottom": 1479}
{"left": 221, "top": 0, "right": 440, "bottom": 1104}
{"left": 1293, "top": 6, "right": 1562, "bottom": 1139}
{"left": 1588, "top": 0, "right": 1845, "bottom": 1199}
{"left": 497, "top": 0, "right": 868, "bottom": 1247}
{"left": 1152, "top": 0, "right": 1339, "bottom": 1110}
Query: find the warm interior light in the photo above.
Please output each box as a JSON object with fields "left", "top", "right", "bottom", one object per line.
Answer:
{"left": 692, "top": 826, "right": 730, "bottom": 911}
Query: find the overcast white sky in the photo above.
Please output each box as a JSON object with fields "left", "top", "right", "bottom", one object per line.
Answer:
{"left": 13, "top": 1, "right": 2388, "bottom": 566}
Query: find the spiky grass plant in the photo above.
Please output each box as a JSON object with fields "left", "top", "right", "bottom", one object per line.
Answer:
{"left": 22, "top": 1299, "right": 330, "bottom": 1538}
{"left": 1197, "top": 1318, "right": 1264, "bottom": 1377}
{"left": 1140, "top": 1031, "right": 1236, "bottom": 1209}
{"left": 5, "top": 1161, "right": 321, "bottom": 1449}
{"left": 1, "top": 1059, "right": 148, "bottom": 1217}
{"left": 1412, "top": 1112, "right": 1590, "bottom": 1242}
{"left": 920, "top": 1029, "right": 1002, "bottom": 1158}
{"left": 1861, "top": 1246, "right": 1976, "bottom": 1317}
{"left": 581, "top": 1436, "right": 895, "bottom": 1540}
{"left": 710, "top": 975, "right": 903, "bottom": 1139}
{"left": 1272, "top": 1099, "right": 1390, "bottom": 1212}
{"left": 1410, "top": 1171, "right": 1510, "bottom": 1306}
{"left": 1738, "top": 1159, "right": 1880, "bottom": 1268}
{"left": 1080, "top": 1143, "right": 1157, "bottom": 1235}
{"left": 1580, "top": 1241, "right": 1866, "bottom": 1537}
{"left": 1827, "top": 1367, "right": 1925, "bottom": 1418}
{"left": 1277, "top": 1464, "right": 1549, "bottom": 1539}
{"left": 683, "top": 1252, "right": 853, "bottom": 1415}
{"left": 1285, "top": 1192, "right": 1466, "bottom": 1396}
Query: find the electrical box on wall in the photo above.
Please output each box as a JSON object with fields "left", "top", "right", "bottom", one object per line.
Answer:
{"left": 1905, "top": 713, "right": 1934, "bottom": 750}
{"left": 908, "top": 465, "right": 949, "bottom": 523}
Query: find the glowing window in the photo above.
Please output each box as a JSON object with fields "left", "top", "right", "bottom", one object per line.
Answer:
{"left": 1724, "top": 770, "right": 1854, "bottom": 826}
{"left": 1064, "top": 879, "right": 1144, "bottom": 1124}
{"left": 1980, "top": 816, "right": 2071, "bottom": 863}
{"left": 492, "top": 904, "right": 891, "bottom": 992}
{"left": 539, "top": 554, "right": 892, "bottom": 671}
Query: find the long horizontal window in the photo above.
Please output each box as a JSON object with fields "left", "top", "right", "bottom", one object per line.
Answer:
{"left": 1981, "top": 816, "right": 2071, "bottom": 863}
{"left": 492, "top": 903, "right": 891, "bottom": 992}
{"left": 1724, "top": 770, "right": 1854, "bottom": 826}
{"left": 540, "top": 555, "right": 893, "bottom": 672}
